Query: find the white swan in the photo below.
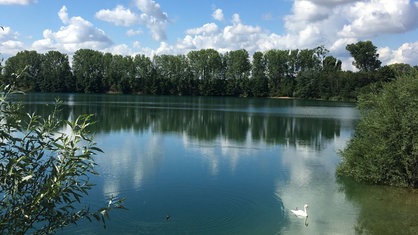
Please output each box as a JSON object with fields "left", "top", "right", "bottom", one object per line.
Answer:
{"left": 290, "top": 204, "right": 308, "bottom": 217}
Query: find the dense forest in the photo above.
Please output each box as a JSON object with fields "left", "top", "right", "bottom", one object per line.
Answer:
{"left": 2, "top": 41, "right": 417, "bottom": 100}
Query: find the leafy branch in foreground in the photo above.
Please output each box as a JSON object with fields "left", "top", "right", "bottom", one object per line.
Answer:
{"left": 0, "top": 85, "right": 125, "bottom": 234}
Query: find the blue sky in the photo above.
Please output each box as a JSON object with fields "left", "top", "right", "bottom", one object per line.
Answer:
{"left": 1, "top": 0, "right": 418, "bottom": 70}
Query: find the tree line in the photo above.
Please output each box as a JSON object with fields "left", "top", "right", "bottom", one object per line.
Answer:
{"left": 2, "top": 41, "right": 417, "bottom": 100}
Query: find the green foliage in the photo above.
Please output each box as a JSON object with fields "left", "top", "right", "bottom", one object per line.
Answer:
{"left": 224, "top": 49, "right": 251, "bottom": 96}
{"left": 0, "top": 85, "right": 125, "bottom": 234}
{"left": 346, "top": 41, "right": 382, "bottom": 72}
{"left": 337, "top": 75, "right": 418, "bottom": 187}
{"left": 39, "top": 51, "right": 74, "bottom": 92}
{"left": 3, "top": 50, "right": 42, "bottom": 91}
{"left": 132, "top": 54, "right": 156, "bottom": 95}
{"left": 154, "top": 54, "right": 192, "bottom": 95}
{"left": 3, "top": 43, "right": 415, "bottom": 100}
{"left": 72, "top": 49, "right": 105, "bottom": 93}
{"left": 250, "top": 52, "right": 269, "bottom": 97}
{"left": 264, "top": 49, "right": 290, "bottom": 96}
{"left": 187, "top": 49, "right": 223, "bottom": 96}
{"left": 3, "top": 50, "right": 73, "bottom": 93}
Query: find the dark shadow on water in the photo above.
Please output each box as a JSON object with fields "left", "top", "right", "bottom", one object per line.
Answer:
{"left": 337, "top": 177, "right": 418, "bottom": 235}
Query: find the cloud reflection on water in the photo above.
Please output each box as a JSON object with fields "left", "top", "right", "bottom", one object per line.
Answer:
{"left": 19, "top": 94, "right": 363, "bottom": 234}
{"left": 277, "top": 128, "right": 359, "bottom": 234}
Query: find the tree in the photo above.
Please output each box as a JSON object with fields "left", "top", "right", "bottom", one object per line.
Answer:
{"left": 39, "top": 51, "right": 74, "bottom": 92}
{"left": 187, "top": 49, "right": 223, "bottom": 96}
{"left": 250, "top": 51, "right": 269, "bottom": 97}
{"left": 295, "top": 70, "right": 320, "bottom": 99}
{"left": 132, "top": 54, "right": 155, "bottom": 94}
{"left": 264, "top": 49, "right": 289, "bottom": 96}
{"left": 102, "top": 54, "right": 134, "bottom": 93}
{"left": 72, "top": 49, "right": 105, "bottom": 93}
{"left": 224, "top": 49, "right": 251, "bottom": 96}
{"left": 154, "top": 54, "right": 191, "bottom": 95}
{"left": 346, "top": 41, "right": 381, "bottom": 72}
{"left": 3, "top": 50, "right": 42, "bottom": 91}
{"left": 322, "top": 56, "right": 342, "bottom": 72}
{"left": 388, "top": 63, "right": 414, "bottom": 77}
{"left": 318, "top": 56, "right": 342, "bottom": 99}
{"left": 337, "top": 74, "right": 418, "bottom": 187}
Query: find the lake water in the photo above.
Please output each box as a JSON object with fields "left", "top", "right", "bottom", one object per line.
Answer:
{"left": 16, "top": 94, "right": 418, "bottom": 234}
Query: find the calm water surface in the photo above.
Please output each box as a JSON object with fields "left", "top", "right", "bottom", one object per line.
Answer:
{"left": 16, "top": 94, "right": 418, "bottom": 234}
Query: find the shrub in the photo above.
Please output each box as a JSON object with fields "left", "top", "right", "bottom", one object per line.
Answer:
{"left": 337, "top": 75, "right": 418, "bottom": 187}
{"left": 0, "top": 85, "right": 124, "bottom": 234}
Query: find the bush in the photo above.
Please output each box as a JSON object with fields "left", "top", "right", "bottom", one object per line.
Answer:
{"left": 0, "top": 85, "right": 124, "bottom": 234}
{"left": 336, "top": 75, "right": 418, "bottom": 187}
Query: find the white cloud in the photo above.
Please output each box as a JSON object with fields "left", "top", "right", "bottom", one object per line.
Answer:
{"left": 0, "top": 0, "right": 35, "bottom": 5}
{"left": 126, "top": 29, "right": 143, "bottom": 37}
{"left": 32, "top": 6, "right": 112, "bottom": 54}
{"left": 329, "top": 37, "right": 356, "bottom": 56}
{"left": 95, "top": 5, "right": 139, "bottom": 27}
{"left": 309, "top": 0, "right": 357, "bottom": 7}
{"left": 58, "top": 5, "right": 70, "bottom": 24}
{"left": 339, "top": 0, "right": 418, "bottom": 38}
{"left": 286, "top": 0, "right": 330, "bottom": 26}
{"left": 287, "top": 0, "right": 418, "bottom": 41}
{"left": 379, "top": 42, "right": 418, "bottom": 66}
{"left": 278, "top": 0, "right": 418, "bottom": 69}
{"left": 231, "top": 13, "right": 241, "bottom": 25}
{"left": 135, "top": 0, "right": 168, "bottom": 41}
{"left": 212, "top": 8, "right": 224, "bottom": 21}
{"left": 95, "top": 0, "right": 168, "bottom": 42}
{"left": 135, "top": 0, "right": 167, "bottom": 19}
{"left": 186, "top": 23, "right": 220, "bottom": 36}
{"left": 378, "top": 46, "right": 394, "bottom": 65}
{"left": 0, "top": 27, "right": 24, "bottom": 55}
{"left": 164, "top": 13, "right": 295, "bottom": 56}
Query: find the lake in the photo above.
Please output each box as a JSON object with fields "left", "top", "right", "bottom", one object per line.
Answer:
{"left": 15, "top": 94, "right": 418, "bottom": 234}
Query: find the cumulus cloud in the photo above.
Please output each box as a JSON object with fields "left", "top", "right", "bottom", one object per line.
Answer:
{"left": 126, "top": 29, "right": 143, "bottom": 37}
{"left": 95, "top": 5, "right": 139, "bottom": 27}
{"left": 0, "top": 0, "right": 35, "bottom": 5}
{"left": 212, "top": 8, "right": 224, "bottom": 21}
{"left": 186, "top": 23, "right": 220, "bottom": 36}
{"left": 96, "top": 0, "right": 168, "bottom": 41}
{"left": 166, "top": 12, "right": 289, "bottom": 55}
{"left": 32, "top": 6, "right": 112, "bottom": 53}
{"left": 0, "top": 27, "right": 24, "bottom": 55}
{"left": 278, "top": 0, "right": 418, "bottom": 69}
{"left": 338, "top": 0, "right": 418, "bottom": 38}
{"left": 135, "top": 0, "right": 169, "bottom": 41}
{"left": 286, "top": 0, "right": 330, "bottom": 26}
{"left": 309, "top": 0, "right": 357, "bottom": 6}
{"left": 379, "top": 42, "right": 418, "bottom": 66}
{"left": 285, "top": 0, "right": 418, "bottom": 42}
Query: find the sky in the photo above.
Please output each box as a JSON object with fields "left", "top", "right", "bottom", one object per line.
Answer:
{"left": 1, "top": 0, "right": 418, "bottom": 70}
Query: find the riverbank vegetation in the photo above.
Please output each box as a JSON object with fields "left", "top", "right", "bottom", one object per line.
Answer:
{"left": 2, "top": 41, "right": 416, "bottom": 101}
{"left": 337, "top": 74, "right": 418, "bottom": 187}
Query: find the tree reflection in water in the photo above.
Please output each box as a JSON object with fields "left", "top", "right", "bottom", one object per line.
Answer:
{"left": 338, "top": 178, "right": 418, "bottom": 235}
{"left": 17, "top": 94, "right": 357, "bottom": 152}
